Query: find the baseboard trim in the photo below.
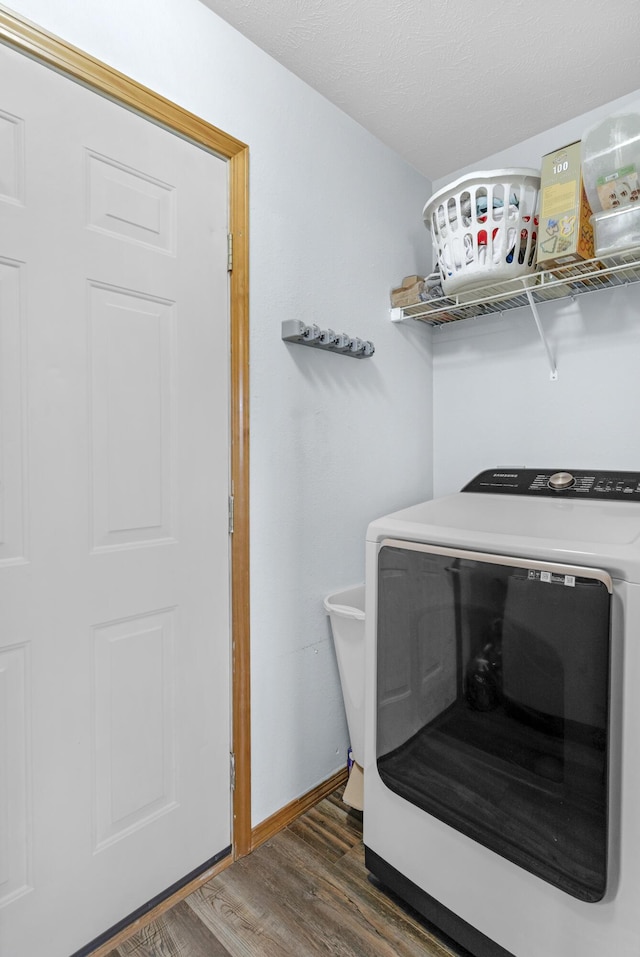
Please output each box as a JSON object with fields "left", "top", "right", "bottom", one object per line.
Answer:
{"left": 251, "top": 766, "right": 349, "bottom": 851}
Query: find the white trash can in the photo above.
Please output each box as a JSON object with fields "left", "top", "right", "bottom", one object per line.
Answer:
{"left": 324, "top": 584, "right": 365, "bottom": 810}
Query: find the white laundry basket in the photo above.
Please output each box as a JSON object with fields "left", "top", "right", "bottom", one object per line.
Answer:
{"left": 423, "top": 168, "right": 541, "bottom": 295}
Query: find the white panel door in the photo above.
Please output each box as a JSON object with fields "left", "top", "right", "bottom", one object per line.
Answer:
{"left": 0, "top": 42, "right": 231, "bottom": 957}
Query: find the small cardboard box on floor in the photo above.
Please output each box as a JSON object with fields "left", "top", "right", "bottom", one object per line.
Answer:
{"left": 343, "top": 761, "right": 363, "bottom": 811}
{"left": 537, "top": 141, "right": 595, "bottom": 268}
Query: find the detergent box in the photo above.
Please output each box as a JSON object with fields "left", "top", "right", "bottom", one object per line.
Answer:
{"left": 537, "top": 141, "right": 595, "bottom": 268}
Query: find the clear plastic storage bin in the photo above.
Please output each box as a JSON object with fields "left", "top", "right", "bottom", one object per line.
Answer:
{"left": 592, "top": 204, "right": 640, "bottom": 259}
{"left": 581, "top": 112, "right": 640, "bottom": 215}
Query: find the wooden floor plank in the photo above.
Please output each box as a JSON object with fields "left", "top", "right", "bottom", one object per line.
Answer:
{"left": 264, "top": 825, "right": 459, "bottom": 957}
{"left": 333, "top": 843, "right": 469, "bottom": 957}
{"left": 186, "top": 848, "right": 335, "bottom": 957}
{"left": 287, "top": 801, "right": 362, "bottom": 863}
{"left": 190, "top": 822, "right": 452, "bottom": 957}
{"left": 101, "top": 789, "right": 467, "bottom": 957}
{"left": 107, "top": 900, "right": 232, "bottom": 957}
{"left": 321, "top": 787, "right": 365, "bottom": 839}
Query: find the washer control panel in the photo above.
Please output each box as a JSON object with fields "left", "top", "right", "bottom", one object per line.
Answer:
{"left": 462, "top": 468, "right": 640, "bottom": 500}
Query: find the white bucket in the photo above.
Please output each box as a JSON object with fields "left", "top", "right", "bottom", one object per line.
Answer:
{"left": 324, "top": 585, "right": 365, "bottom": 768}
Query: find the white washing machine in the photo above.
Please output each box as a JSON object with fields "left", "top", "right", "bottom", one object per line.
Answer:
{"left": 364, "top": 468, "right": 640, "bottom": 957}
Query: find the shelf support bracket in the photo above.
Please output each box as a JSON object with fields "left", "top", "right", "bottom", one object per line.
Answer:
{"left": 524, "top": 286, "right": 557, "bottom": 380}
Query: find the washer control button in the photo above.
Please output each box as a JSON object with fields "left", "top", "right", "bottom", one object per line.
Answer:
{"left": 548, "top": 471, "right": 575, "bottom": 490}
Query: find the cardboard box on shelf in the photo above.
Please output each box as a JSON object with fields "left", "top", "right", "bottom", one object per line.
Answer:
{"left": 537, "top": 141, "right": 595, "bottom": 269}
{"left": 390, "top": 275, "right": 424, "bottom": 307}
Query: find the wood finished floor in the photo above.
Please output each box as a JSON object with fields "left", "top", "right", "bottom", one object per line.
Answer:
{"left": 105, "top": 787, "right": 470, "bottom": 957}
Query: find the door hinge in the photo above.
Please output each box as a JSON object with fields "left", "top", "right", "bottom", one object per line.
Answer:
{"left": 228, "top": 494, "right": 234, "bottom": 535}
{"left": 227, "top": 232, "right": 233, "bottom": 272}
{"left": 230, "top": 752, "right": 236, "bottom": 790}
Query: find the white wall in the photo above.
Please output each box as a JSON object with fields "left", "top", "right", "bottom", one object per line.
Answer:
{"left": 430, "top": 91, "right": 640, "bottom": 498}
{"left": 6, "top": 0, "right": 434, "bottom": 824}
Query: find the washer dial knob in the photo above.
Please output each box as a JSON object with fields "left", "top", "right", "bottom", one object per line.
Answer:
{"left": 548, "top": 471, "right": 575, "bottom": 490}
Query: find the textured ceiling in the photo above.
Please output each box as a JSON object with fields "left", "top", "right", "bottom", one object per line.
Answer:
{"left": 198, "top": 0, "right": 640, "bottom": 181}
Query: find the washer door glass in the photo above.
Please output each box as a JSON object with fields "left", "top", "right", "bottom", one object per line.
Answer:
{"left": 376, "top": 541, "right": 612, "bottom": 903}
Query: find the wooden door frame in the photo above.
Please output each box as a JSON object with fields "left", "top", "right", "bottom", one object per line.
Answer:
{"left": 0, "top": 7, "right": 252, "bottom": 859}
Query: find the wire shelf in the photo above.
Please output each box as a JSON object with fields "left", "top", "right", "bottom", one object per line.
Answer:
{"left": 392, "top": 248, "right": 640, "bottom": 326}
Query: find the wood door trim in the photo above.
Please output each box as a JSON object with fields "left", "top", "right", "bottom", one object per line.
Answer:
{"left": 0, "top": 6, "right": 252, "bottom": 859}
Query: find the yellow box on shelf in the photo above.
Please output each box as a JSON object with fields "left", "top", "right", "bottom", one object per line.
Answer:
{"left": 537, "top": 141, "right": 595, "bottom": 268}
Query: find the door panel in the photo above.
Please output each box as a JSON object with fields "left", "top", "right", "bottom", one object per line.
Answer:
{"left": 88, "top": 282, "right": 175, "bottom": 549}
{"left": 0, "top": 41, "right": 231, "bottom": 957}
